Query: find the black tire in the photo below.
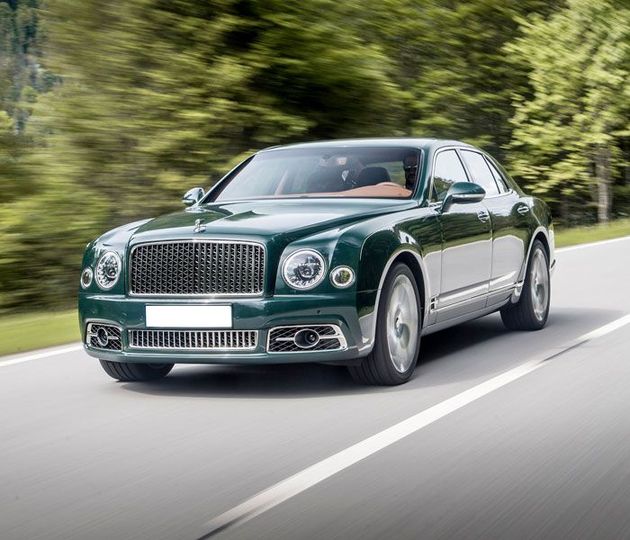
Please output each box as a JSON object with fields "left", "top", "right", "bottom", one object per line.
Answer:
{"left": 99, "top": 360, "right": 174, "bottom": 382}
{"left": 501, "top": 239, "right": 550, "bottom": 331}
{"left": 348, "top": 263, "right": 422, "bottom": 385}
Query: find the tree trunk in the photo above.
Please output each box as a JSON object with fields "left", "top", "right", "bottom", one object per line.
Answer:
{"left": 595, "top": 145, "right": 612, "bottom": 224}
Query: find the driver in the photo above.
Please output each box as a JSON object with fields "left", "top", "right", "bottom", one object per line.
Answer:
{"left": 403, "top": 153, "right": 419, "bottom": 191}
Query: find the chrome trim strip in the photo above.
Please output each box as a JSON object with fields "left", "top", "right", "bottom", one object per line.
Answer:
{"left": 266, "top": 324, "right": 347, "bottom": 353}
{"left": 127, "top": 238, "right": 266, "bottom": 298}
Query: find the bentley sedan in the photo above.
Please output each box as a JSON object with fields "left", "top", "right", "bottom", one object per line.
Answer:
{"left": 79, "top": 139, "right": 554, "bottom": 385}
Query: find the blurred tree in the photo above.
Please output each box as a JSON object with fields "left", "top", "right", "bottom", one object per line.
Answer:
{"left": 0, "top": 0, "right": 626, "bottom": 311}
{"left": 359, "top": 0, "right": 561, "bottom": 159}
{"left": 507, "top": 0, "right": 630, "bottom": 223}
{"left": 0, "top": 0, "right": 406, "bottom": 310}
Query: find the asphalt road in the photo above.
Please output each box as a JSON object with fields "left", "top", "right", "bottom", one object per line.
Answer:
{"left": 2, "top": 237, "right": 630, "bottom": 540}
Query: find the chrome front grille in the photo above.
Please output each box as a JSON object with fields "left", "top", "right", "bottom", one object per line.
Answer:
{"left": 130, "top": 241, "right": 264, "bottom": 296}
{"left": 129, "top": 329, "right": 258, "bottom": 351}
{"left": 267, "top": 325, "right": 346, "bottom": 353}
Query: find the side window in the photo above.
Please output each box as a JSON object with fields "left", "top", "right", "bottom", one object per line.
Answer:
{"left": 460, "top": 150, "right": 500, "bottom": 196}
{"left": 432, "top": 150, "right": 468, "bottom": 202}
{"left": 484, "top": 156, "right": 509, "bottom": 193}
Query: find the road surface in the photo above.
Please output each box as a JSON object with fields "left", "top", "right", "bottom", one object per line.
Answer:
{"left": 2, "top": 237, "right": 630, "bottom": 540}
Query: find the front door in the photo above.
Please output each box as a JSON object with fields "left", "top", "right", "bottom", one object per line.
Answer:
{"left": 431, "top": 149, "right": 492, "bottom": 321}
{"left": 460, "top": 150, "right": 526, "bottom": 308}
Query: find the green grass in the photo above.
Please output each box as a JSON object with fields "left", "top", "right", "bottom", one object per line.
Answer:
{"left": 0, "top": 309, "right": 79, "bottom": 357}
{"left": 555, "top": 218, "right": 630, "bottom": 248}
{"left": 1, "top": 219, "right": 630, "bottom": 358}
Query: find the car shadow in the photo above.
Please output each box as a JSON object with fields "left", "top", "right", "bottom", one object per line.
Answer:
{"left": 120, "top": 307, "right": 623, "bottom": 399}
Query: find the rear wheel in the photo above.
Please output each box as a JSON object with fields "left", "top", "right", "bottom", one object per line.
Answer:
{"left": 501, "top": 239, "right": 550, "bottom": 331}
{"left": 99, "top": 360, "right": 173, "bottom": 382}
{"left": 348, "top": 263, "right": 422, "bottom": 385}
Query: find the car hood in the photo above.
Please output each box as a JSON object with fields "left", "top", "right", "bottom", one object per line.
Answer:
{"left": 129, "top": 198, "right": 416, "bottom": 246}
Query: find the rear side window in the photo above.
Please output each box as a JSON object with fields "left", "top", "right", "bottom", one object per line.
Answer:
{"left": 484, "top": 156, "right": 509, "bottom": 193}
{"left": 432, "top": 150, "right": 469, "bottom": 202}
{"left": 460, "top": 150, "right": 500, "bottom": 196}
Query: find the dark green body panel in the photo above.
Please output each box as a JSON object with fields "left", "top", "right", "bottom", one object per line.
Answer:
{"left": 78, "top": 138, "right": 554, "bottom": 365}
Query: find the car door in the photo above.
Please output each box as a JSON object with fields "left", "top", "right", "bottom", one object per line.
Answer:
{"left": 459, "top": 150, "right": 527, "bottom": 308}
{"left": 431, "top": 149, "right": 492, "bottom": 322}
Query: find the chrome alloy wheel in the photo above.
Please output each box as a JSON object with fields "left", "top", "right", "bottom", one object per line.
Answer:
{"left": 530, "top": 249, "right": 549, "bottom": 321}
{"left": 386, "top": 274, "right": 419, "bottom": 373}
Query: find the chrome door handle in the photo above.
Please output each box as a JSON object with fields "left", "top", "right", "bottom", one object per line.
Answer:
{"left": 477, "top": 210, "right": 490, "bottom": 222}
{"left": 517, "top": 205, "right": 530, "bottom": 215}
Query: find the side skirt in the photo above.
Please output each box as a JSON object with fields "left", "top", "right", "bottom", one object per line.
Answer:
{"left": 421, "top": 300, "right": 510, "bottom": 337}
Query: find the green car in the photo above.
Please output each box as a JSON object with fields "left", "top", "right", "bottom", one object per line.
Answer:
{"left": 79, "top": 139, "right": 554, "bottom": 385}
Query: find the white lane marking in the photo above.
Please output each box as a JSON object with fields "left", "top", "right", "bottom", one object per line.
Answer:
{"left": 197, "top": 313, "right": 630, "bottom": 539}
{"left": 556, "top": 234, "right": 630, "bottom": 253}
{"left": 0, "top": 344, "right": 83, "bottom": 368}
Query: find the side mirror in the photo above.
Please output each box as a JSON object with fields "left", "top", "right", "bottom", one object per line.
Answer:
{"left": 441, "top": 182, "right": 485, "bottom": 213}
{"left": 182, "top": 187, "right": 205, "bottom": 206}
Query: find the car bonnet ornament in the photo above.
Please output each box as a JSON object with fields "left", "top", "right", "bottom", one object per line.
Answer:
{"left": 193, "top": 219, "right": 206, "bottom": 233}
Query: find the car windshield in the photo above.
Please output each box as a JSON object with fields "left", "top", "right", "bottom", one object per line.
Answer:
{"left": 209, "top": 146, "right": 421, "bottom": 202}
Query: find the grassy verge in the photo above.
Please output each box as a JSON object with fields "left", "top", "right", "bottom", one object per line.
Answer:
{"left": 1, "top": 220, "right": 630, "bottom": 358}
{"left": 554, "top": 218, "right": 630, "bottom": 248}
{"left": 0, "top": 309, "right": 79, "bottom": 357}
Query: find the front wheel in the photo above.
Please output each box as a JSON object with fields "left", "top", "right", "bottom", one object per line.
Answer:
{"left": 501, "top": 239, "right": 550, "bottom": 331}
{"left": 99, "top": 360, "right": 174, "bottom": 382}
{"left": 348, "top": 263, "right": 422, "bottom": 385}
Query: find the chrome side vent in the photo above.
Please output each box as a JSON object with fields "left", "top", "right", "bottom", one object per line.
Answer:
{"left": 267, "top": 325, "right": 346, "bottom": 353}
{"left": 86, "top": 322, "right": 122, "bottom": 351}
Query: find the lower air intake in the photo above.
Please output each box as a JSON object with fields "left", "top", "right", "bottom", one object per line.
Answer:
{"left": 267, "top": 325, "right": 346, "bottom": 353}
{"left": 128, "top": 329, "right": 258, "bottom": 351}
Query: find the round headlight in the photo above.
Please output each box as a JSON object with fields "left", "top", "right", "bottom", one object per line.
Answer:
{"left": 80, "top": 268, "right": 93, "bottom": 289}
{"left": 95, "top": 252, "right": 122, "bottom": 290}
{"left": 282, "top": 249, "right": 326, "bottom": 290}
{"left": 330, "top": 266, "right": 355, "bottom": 288}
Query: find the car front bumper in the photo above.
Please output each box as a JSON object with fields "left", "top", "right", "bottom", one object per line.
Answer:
{"left": 79, "top": 292, "right": 372, "bottom": 365}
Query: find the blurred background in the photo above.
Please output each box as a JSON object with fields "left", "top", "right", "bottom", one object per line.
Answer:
{"left": 0, "top": 0, "right": 628, "bottom": 351}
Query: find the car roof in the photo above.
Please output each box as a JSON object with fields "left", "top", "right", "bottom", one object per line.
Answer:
{"left": 259, "top": 138, "right": 476, "bottom": 153}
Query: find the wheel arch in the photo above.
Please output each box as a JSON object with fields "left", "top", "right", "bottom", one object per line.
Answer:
{"left": 514, "top": 225, "right": 554, "bottom": 301}
{"left": 356, "top": 236, "right": 430, "bottom": 354}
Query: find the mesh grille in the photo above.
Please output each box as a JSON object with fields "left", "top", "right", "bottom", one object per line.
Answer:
{"left": 86, "top": 323, "right": 122, "bottom": 351}
{"left": 268, "top": 325, "right": 344, "bottom": 353}
{"left": 130, "top": 241, "right": 264, "bottom": 296}
{"left": 129, "top": 329, "right": 258, "bottom": 351}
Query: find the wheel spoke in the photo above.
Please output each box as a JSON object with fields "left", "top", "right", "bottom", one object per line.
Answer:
{"left": 386, "top": 274, "right": 419, "bottom": 373}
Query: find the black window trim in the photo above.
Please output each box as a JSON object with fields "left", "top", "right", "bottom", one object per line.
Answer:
{"left": 458, "top": 148, "right": 516, "bottom": 200}
{"left": 428, "top": 146, "right": 471, "bottom": 204}
{"left": 482, "top": 153, "right": 513, "bottom": 196}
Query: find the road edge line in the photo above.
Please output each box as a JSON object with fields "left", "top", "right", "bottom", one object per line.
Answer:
{"left": 196, "top": 313, "right": 630, "bottom": 539}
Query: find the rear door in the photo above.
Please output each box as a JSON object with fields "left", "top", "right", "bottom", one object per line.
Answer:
{"left": 432, "top": 149, "right": 492, "bottom": 321}
{"left": 459, "top": 150, "right": 525, "bottom": 307}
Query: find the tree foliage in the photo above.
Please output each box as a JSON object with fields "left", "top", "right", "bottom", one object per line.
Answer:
{"left": 507, "top": 0, "right": 630, "bottom": 223}
{"left": 0, "top": 0, "right": 628, "bottom": 311}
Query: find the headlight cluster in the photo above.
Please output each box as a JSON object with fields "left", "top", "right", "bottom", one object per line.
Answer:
{"left": 82, "top": 251, "right": 122, "bottom": 290}
{"left": 282, "top": 250, "right": 355, "bottom": 291}
{"left": 282, "top": 249, "right": 326, "bottom": 290}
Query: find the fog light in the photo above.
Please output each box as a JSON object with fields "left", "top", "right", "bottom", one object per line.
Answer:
{"left": 96, "top": 327, "right": 110, "bottom": 348}
{"left": 80, "top": 268, "right": 93, "bottom": 289}
{"left": 294, "top": 328, "right": 320, "bottom": 349}
{"left": 330, "top": 266, "right": 355, "bottom": 288}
